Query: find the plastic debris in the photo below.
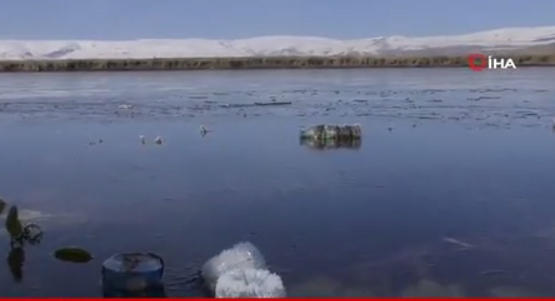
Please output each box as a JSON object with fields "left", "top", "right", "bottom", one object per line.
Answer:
{"left": 202, "top": 242, "right": 266, "bottom": 291}
{"left": 139, "top": 135, "right": 146, "bottom": 145}
{"left": 300, "top": 124, "right": 362, "bottom": 149}
{"left": 200, "top": 125, "right": 209, "bottom": 136}
{"left": 153, "top": 136, "right": 163, "bottom": 145}
{"left": 89, "top": 138, "right": 103, "bottom": 146}
{"left": 215, "top": 268, "right": 286, "bottom": 298}
{"left": 220, "top": 101, "right": 292, "bottom": 108}
{"left": 118, "top": 104, "right": 133, "bottom": 110}
{"left": 22, "top": 224, "right": 43, "bottom": 245}
{"left": 201, "top": 242, "right": 285, "bottom": 297}
{"left": 254, "top": 101, "right": 292, "bottom": 106}
{"left": 102, "top": 252, "right": 165, "bottom": 296}
{"left": 300, "top": 124, "right": 362, "bottom": 141}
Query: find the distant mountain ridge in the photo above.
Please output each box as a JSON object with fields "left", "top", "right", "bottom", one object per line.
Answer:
{"left": 1, "top": 26, "right": 554, "bottom": 60}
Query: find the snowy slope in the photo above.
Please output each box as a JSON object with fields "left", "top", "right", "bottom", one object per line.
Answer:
{"left": 1, "top": 26, "right": 554, "bottom": 60}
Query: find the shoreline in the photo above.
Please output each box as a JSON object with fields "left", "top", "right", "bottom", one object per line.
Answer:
{"left": 1, "top": 55, "right": 554, "bottom": 72}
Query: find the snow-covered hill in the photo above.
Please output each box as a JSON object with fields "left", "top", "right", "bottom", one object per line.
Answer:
{"left": 1, "top": 26, "right": 554, "bottom": 60}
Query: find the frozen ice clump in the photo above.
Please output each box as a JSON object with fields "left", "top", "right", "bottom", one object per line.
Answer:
{"left": 215, "top": 268, "right": 286, "bottom": 298}
{"left": 201, "top": 242, "right": 266, "bottom": 291}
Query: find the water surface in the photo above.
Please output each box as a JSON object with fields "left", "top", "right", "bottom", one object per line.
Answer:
{"left": 0, "top": 68, "right": 555, "bottom": 296}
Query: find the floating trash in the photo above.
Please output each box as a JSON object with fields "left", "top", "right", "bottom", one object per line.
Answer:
{"left": 118, "top": 104, "right": 134, "bottom": 110}
{"left": 139, "top": 135, "right": 146, "bottom": 145}
{"left": 200, "top": 125, "right": 209, "bottom": 136}
{"left": 220, "top": 101, "right": 292, "bottom": 109}
{"left": 215, "top": 268, "right": 286, "bottom": 298}
{"left": 300, "top": 124, "right": 361, "bottom": 150}
{"left": 154, "top": 136, "right": 164, "bottom": 145}
{"left": 300, "top": 124, "right": 361, "bottom": 141}
{"left": 253, "top": 101, "right": 292, "bottom": 106}
{"left": 88, "top": 138, "right": 103, "bottom": 146}
{"left": 22, "top": 224, "right": 43, "bottom": 245}
{"left": 102, "top": 252, "right": 165, "bottom": 296}
{"left": 202, "top": 242, "right": 285, "bottom": 297}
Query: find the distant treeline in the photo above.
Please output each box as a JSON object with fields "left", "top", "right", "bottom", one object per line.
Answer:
{"left": 1, "top": 55, "right": 554, "bottom": 72}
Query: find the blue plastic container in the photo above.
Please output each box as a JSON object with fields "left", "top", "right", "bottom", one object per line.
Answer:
{"left": 101, "top": 252, "right": 165, "bottom": 297}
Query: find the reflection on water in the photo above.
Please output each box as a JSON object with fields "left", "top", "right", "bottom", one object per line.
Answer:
{"left": 300, "top": 137, "right": 361, "bottom": 150}
{"left": 7, "top": 247, "right": 24, "bottom": 282}
{"left": 102, "top": 283, "right": 167, "bottom": 298}
{"left": 0, "top": 69, "right": 554, "bottom": 296}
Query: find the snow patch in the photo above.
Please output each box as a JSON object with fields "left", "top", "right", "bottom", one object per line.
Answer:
{"left": 0, "top": 26, "right": 554, "bottom": 60}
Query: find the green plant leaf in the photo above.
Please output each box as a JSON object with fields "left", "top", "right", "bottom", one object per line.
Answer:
{"left": 54, "top": 247, "right": 93, "bottom": 263}
{"left": 5, "top": 206, "right": 23, "bottom": 239}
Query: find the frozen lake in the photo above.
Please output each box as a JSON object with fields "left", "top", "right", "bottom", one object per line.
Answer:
{"left": 1, "top": 68, "right": 555, "bottom": 296}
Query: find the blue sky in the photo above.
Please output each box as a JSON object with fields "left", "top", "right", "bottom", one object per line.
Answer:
{"left": 1, "top": 0, "right": 554, "bottom": 39}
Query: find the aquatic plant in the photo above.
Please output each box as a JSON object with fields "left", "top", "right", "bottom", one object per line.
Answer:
{"left": 1, "top": 54, "right": 552, "bottom": 72}
{"left": 3, "top": 204, "right": 44, "bottom": 282}
{"left": 54, "top": 247, "right": 93, "bottom": 263}
{"left": 5, "top": 207, "right": 23, "bottom": 241}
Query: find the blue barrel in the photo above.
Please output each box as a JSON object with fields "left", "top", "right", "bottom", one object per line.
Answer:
{"left": 102, "top": 252, "right": 165, "bottom": 297}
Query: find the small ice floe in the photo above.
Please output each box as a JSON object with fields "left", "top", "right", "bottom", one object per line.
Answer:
{"left": 201, "top": 242, "right": 286, "bottom": 298}
{"left": 153, "top": 136, "right": 164, "bottom": 145}
{"left": 139, "top": 135, "right": 146, "bottom": 145}
{"left": 118, "top": 104, "right": 134, "bottom": 110}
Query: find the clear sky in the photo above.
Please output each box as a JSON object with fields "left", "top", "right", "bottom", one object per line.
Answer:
{"left": 2, "top": 0, "right": 554, "bottom": 39}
